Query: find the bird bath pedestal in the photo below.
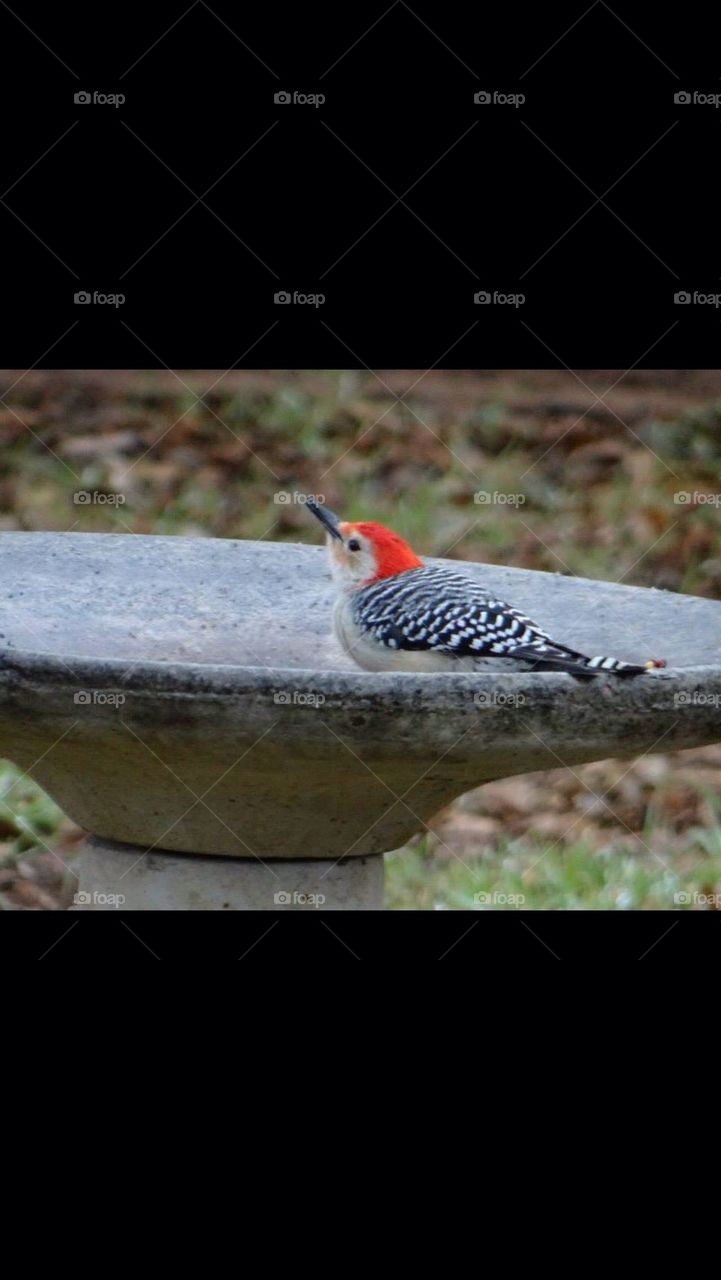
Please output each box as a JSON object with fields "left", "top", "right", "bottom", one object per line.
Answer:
{"left": 1, "top": 532, "right": 720, "bottom": 910}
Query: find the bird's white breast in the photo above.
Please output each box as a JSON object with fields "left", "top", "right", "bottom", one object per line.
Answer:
{"left": 333, "top": 596, "right": 466, "bottom": 672}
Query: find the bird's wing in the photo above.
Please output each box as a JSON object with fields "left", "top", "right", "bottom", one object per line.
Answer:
{"left": 354, "top": 567, "right": 555, "bottom": 658}
{"left": 354, "top": 568, "right": 652, "bottom": 675}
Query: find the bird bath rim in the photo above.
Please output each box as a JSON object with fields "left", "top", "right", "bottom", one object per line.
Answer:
{"left": 0, "top": 643, "right": 710, "bottom": 704}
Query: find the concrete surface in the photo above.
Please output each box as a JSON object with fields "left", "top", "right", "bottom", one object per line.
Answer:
{"left": 73, "top": 836, "right": 383, "bottom": 910}
{"left": 0, "top": 531, "right": 720, "bottom": 861}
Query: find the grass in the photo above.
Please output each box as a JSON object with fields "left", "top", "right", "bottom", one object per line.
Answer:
{"left": 0, "top": 760, "right": 64, "bottom": 854}
{"left": 385, "top": 831, "right": 721, "bottom": 911}
{"left": 0, "top": 761, "right": 77, "bottom": 910}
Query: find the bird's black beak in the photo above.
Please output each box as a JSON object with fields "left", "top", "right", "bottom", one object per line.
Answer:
{"left": 307, "top": 498, "right": 343, "bottom": 542}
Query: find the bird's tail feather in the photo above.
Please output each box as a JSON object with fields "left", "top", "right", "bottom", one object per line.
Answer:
{"left": 511, "top": 643, "right": 666, "bottom": 678}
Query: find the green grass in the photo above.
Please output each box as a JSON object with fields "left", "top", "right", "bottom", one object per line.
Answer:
{"left": 384, "top": 831, "right": 721, "bottom": 911}
{"left": 0, "top": 760, "right": 65, "bottom": 861}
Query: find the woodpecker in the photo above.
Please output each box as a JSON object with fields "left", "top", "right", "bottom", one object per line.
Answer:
{"left": 307, "top": 500, "right": 667, "bottom": 677}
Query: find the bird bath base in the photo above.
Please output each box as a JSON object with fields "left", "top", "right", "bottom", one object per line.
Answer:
{"left": 73, "top": 837, "right": 384, "bottom": 911}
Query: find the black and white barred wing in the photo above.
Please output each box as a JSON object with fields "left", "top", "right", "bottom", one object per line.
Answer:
{"left": 353, "top": 567, "right": 551, "bottom": 657}
{"left": 352, "top": 566, "right": 647, "bottom": 675}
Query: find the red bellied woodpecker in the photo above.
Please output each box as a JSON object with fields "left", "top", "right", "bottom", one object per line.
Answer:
{"left": 307, "top": 500, "right": 667, "bottom": 677}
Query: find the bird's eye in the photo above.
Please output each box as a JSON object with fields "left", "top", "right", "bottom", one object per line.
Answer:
{"left": 347, "top": 538, "right": 361, "bottom": 552}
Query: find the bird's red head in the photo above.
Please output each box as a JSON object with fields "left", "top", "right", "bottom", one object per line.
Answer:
{"left": 326, "top": 519, "right": 423, "bottom": 590}
{"left": 307, "top": 500, "right": 423, "bottom": 590}
{"left": 341, "top": 521, "right": 423, "bottom": 583}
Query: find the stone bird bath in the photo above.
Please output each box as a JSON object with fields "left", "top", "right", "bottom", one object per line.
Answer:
{"left": 1, "top": 531, "right": 720, "bottom": 910}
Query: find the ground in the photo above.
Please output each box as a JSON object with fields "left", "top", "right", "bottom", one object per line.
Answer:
{"left": 1, "top": 367, "right": 720, "bottom": 909}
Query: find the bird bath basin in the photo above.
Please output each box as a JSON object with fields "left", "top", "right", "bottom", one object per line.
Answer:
{"left": 1, "top": 531, "right": 720, "bottom": 910}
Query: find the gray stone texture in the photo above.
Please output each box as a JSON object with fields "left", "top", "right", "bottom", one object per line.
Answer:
{"left": 0, "top": 532, "right": 719, "bottom": 860}
{"left": 74, "top": 836, "right": 383, "bottom": 910}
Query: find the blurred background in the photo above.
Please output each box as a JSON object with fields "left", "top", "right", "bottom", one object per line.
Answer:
{"left": 1, "top": 366, "right": 721, "bottom": 910}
